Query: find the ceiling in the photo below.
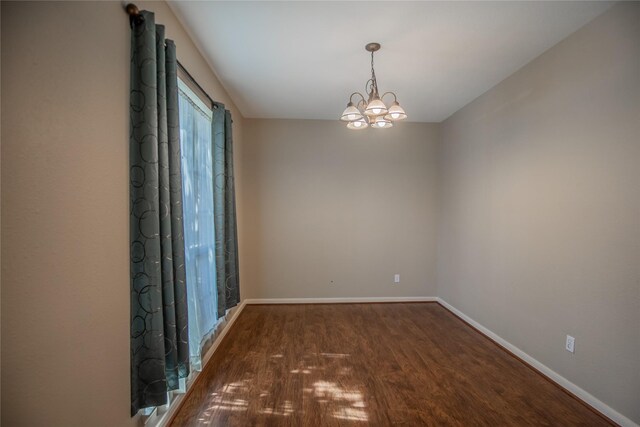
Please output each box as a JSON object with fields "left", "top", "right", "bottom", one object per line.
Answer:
{"left": 168, "top": 1, "right": 612, "bottom": 123}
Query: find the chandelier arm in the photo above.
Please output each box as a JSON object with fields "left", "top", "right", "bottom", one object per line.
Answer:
{"left": 349, "top": 92, "right": 366, "bottom": 106}
{"left": 380, "top": 91, "right": 398, "bottom": 103}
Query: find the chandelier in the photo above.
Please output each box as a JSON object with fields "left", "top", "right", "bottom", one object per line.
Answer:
{"left": 340, "top": 43, "right": 407, "bottom": 130}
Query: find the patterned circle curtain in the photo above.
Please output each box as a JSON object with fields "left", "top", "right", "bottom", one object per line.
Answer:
{"left": 129, "top": 10, "right": 189, "bottom": 415}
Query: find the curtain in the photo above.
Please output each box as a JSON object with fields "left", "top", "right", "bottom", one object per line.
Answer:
{"left": 212, "top": 103, "right": 240, "bottom": 317}
{"left": 178, "top": 83, "right": 218, "bottom": 370}
{"left": 129, "top": 11, "right": 189, "bottom": 415}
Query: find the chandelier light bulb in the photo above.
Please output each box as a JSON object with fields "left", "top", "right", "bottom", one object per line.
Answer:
{"left": 372, "top": 116, "right": 393, "bottom": 129}
{"left": 340, "top": 102, "right": 363, "bottom": 122}
{"left": 364, "top": 97, "right": 388, "bottom": 117}
{"left": 384, "top": 101, "right": 407, "bottom": 121}
{"left": 347, "top": 117, "right": 368, "bottom": 130}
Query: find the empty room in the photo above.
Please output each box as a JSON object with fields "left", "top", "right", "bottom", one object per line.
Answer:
{"left": 1, "top": 1, "right": 639, "bottom": 426}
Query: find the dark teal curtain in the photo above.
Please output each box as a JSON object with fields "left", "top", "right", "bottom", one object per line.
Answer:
{"left": 212, "top": 103, "right": 240, "bottom": 317}
{"left": 129, "top": 11, "right": 189, "bottom": 416}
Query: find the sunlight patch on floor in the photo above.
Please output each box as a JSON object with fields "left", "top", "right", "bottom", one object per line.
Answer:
{"left": 201, "top": 354, "right": 368, "bottom": 422}
{"left": 312, "top": 380, "right": 368, "bottom": 422}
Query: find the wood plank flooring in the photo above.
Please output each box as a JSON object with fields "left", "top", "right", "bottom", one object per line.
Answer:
{"left": 170, "top": 303, "right": 612, "bottom": 426}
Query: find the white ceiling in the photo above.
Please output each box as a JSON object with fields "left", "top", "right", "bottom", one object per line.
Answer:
{"left": 168, "top": 1, "right": 612, "bottom": 123}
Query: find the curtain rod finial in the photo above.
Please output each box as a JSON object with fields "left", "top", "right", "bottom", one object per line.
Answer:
{"left": 125, "top": 3, "right": 144, "bottom": 27}
{"left": 125, "top": 3, "right": 139, "bottom": 16}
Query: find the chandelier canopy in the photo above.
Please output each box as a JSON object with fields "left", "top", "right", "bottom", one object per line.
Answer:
{"left": 340, "top": 43, "right": 407, "bottom": 129}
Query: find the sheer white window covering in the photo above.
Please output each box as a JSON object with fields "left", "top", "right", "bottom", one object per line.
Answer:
{"left": 178, "top": 79, "right": 218, "bottom": 370}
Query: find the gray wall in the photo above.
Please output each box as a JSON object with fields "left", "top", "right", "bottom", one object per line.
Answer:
{"left": 242, "top": 119, "right": 439, "bottom": 299}
{"left": 438, "top": 2, "right": 640, "bottom": 423}
{"left": 1, "top": 2, "right": 245, "bottom": 426}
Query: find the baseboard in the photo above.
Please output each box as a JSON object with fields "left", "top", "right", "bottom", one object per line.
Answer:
{"left": 156, "top": 300, "right": 248, "bottom": 427}
{"left": 437, "top": 298, "right": 637, "bottom": 427}
{"left": 244, "top": 296, "right": 438, "bottom": 304}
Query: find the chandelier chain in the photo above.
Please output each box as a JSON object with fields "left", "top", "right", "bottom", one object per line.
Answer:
{"left": 370, "top": 50, "right": 378, "bottom": 95}
{"left": 371, "top": 50, "right": 374, "bottom": 76}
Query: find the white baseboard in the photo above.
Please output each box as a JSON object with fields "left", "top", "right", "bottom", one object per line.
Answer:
{"left": 437, "top": 298, "right": 637, "bottom": 427}
{"left": 244, "top": 296, "right": 438, "bottom": 304}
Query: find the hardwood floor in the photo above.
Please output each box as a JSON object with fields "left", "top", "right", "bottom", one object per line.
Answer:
{"left": 170, "top": 303, "right": 612, "bottom": 426}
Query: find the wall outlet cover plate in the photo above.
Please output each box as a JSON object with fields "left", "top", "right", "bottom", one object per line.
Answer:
{"left": 566, "top": 335, "right": 575, "bottom": 353}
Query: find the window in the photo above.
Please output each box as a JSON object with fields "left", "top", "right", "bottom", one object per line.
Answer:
{"left": 178, "top": 78, "right": 218, "bottom": 370}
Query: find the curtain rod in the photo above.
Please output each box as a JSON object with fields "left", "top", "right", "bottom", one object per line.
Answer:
{"left": 177, "top": 61, "right": 218, "bottom": 109}
{"left": 124, "top": 3, "right": 219, "bottom": 109}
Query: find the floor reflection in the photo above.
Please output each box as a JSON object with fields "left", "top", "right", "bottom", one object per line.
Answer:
{"left": 312, "top": 380, "right": 368, "bottom": 421}
{"left": 199, "top": 380, "right": 251, "bottom": 423}
{"left": 201, "top": 352, "right": 368, "bottom": 424}
{"left": 259, "top": 400, "right": 294, "bottom": 417}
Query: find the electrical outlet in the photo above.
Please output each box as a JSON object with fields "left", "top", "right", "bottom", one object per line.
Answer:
{"left": 394, "top": 274, "right": 400, "bottom": 284}
{"left": 565, "top": 335, "right": 575, "bottom": 353}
